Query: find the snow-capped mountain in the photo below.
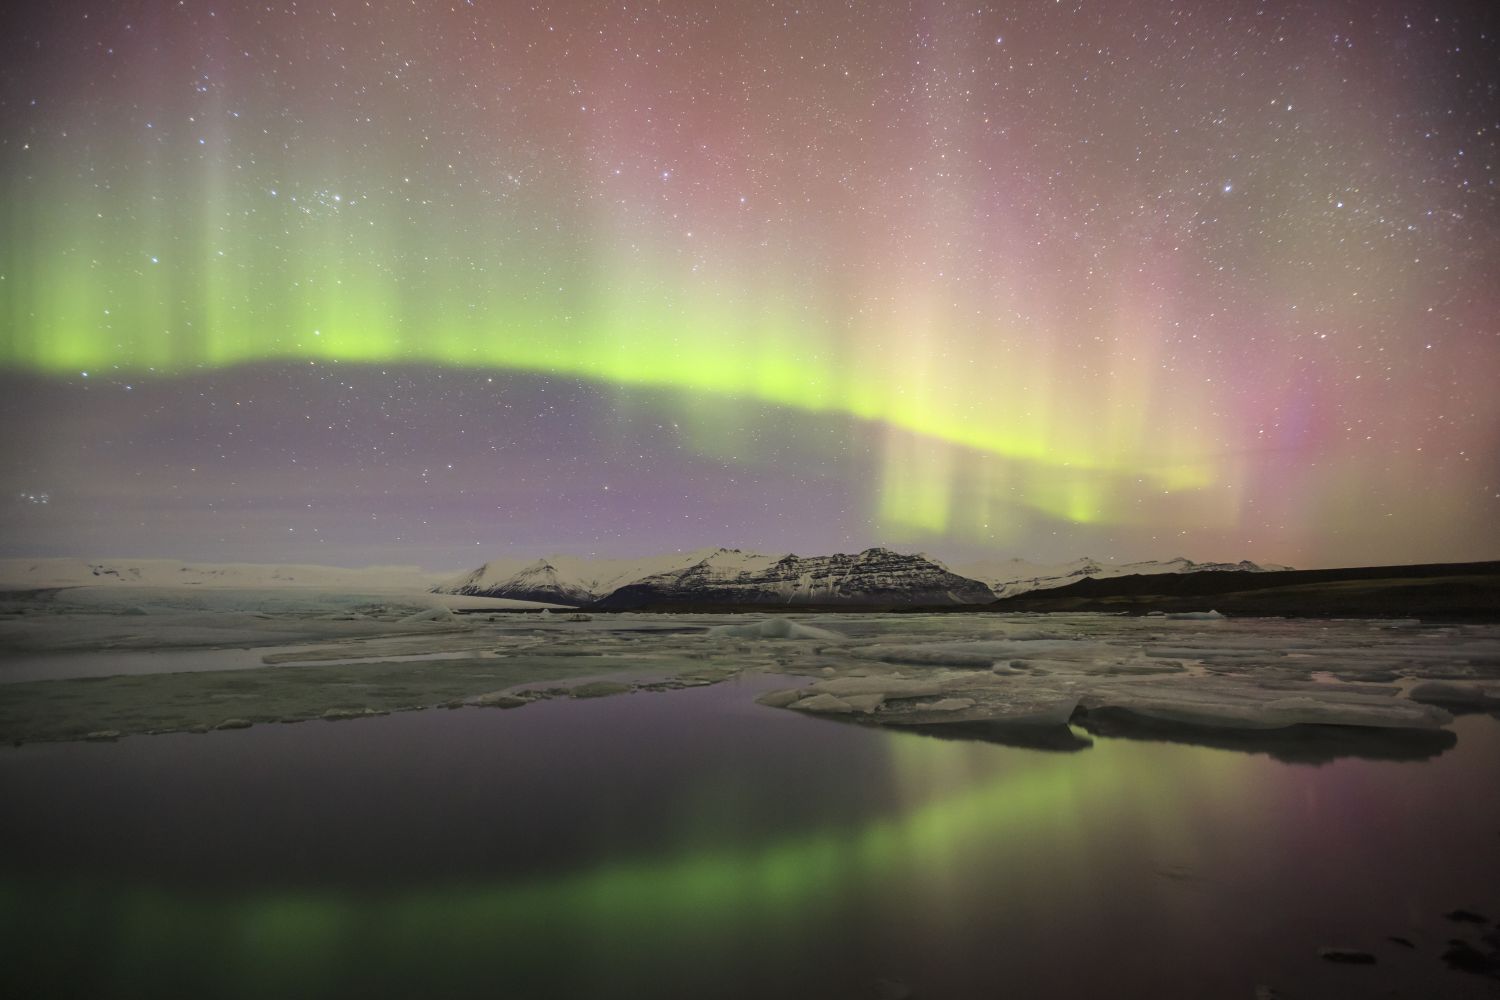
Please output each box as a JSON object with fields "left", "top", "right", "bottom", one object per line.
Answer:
{"left": 435, "top": 547, "right": 1288, "bottom": 608}
{"left": 954, "top": 555, "right": 1292, "bottom": 599}
{"left": 432, "top": 548, "right": 769, "bottom": 605}
{"left": 438, "top": 558, "right": 597, "bottom": 605}
{"left": 593, "top": 547, "right": 996, "bottom": 609}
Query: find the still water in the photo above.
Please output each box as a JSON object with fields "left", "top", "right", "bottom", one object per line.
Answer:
{"left": 1, "top": 674, "right": 1497, "bottom": 999}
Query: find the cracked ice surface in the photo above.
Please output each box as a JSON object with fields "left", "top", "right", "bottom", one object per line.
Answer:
{"left": 1, "top": 587, "right": 1497, "bottom": 748}
{"left": 753, "top": 613, "right": 1500, "bottom": 737}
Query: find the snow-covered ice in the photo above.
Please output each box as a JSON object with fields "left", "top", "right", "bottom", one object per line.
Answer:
{"left": 751, "top": 612, "right": 1498, "bottom": 744}
{"left": 0, "top": 584, "right": 555, "bottom": 656}
{"left": 1, "top": 584, "right": 1496, "bottom": 752}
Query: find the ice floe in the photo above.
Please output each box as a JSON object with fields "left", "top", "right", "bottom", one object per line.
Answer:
{"left": 3, "top": 591, "right": 1497, "bottom": 756}
{"left": 744, "top": 613, "right": 1497, "bottom": 749}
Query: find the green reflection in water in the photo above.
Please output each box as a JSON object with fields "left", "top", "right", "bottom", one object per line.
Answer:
{"left": 0, "top": 730, "right": 1255, "bottom": 995}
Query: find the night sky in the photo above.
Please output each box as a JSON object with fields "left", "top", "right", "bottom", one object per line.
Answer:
{"left": 2, "top": 0, "right": 1497, "bottom": 570}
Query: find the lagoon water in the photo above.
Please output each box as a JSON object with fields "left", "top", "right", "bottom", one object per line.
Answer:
{"left": 2, "top": 672, "right": 1498, "bottom": 999}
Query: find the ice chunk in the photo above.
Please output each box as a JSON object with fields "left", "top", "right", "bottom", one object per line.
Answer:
{"left": 709, "top": 619, "right": 845, "bottom": 641}
{"left": 469, "top": 692, "right": 531, "bottom": 709}
{"left": 400, "top": 605, "right": 457, "bottom": 623}
{"left": 1407, "top": 680, "right": 1498, "bottom": 710}
{"left": 925, "top": 697, "right": 976, "bottom": 712}
{"left": 788, "top": 693, "right": 855, "bottom": 714}
{"left": 848, "top": 639, "right": 1081, "bottom": 668}
{"left": 320, "top": 707, "right": 388, "bottom": 721}
{"left": 755, "top": 689, "right": 806, "bottom": 708}
{"left": 783, "top": 672, "right": 1082, "bottom": 729}
{"left": 812, "top": 676, "right": 948, "bottom": 698}
{"left": 841, "top": 693, "right": 887, "bottom": 714}
{"left": 1078, "top": 681, "right": 1452, "bottom": 731}
{"left": 851, "top": 645, "right": 997, "bottom": 667}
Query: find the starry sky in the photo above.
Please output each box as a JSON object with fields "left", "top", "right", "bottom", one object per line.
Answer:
{"left": 1, "top": 0, "right": 1498, "bottom": 571}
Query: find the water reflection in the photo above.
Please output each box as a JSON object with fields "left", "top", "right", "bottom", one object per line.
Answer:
{"left": 898, "top": 720, "right": 1094, "bottom": 751}
{"left": 1, "top": 680, "right": 1497, "bottom": 999}
{"left": 1073, "top": 706, "right": 1461, "bottom": 763}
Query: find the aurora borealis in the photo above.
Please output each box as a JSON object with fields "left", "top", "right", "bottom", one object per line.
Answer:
{"left": 2, "top": 0, "right": 1498, "bottom": 567}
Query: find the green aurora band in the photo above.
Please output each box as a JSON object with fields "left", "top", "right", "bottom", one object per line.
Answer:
{"left": 1, "top": 178, "right": 1220, "bottom": 534}
{"left": 9, "top": 0, "right": 1496, "bottom": 557}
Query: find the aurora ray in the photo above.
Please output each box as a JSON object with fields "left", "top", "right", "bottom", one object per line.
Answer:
{"left": 2, "top": 0, "right": 1497, "bottom": 566}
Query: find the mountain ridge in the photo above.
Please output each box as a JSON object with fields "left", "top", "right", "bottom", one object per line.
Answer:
{"left": 954, "top": 555, "right": 1292, "bottom": 598}
{"left": 0, "top": 551, "right": 1293, "bottom": 608}
{"left": 433, "top": 548, "right": 1290, "bottom": 608}
{"left": 592, "top": 546, "right": 995, "bottom": 610}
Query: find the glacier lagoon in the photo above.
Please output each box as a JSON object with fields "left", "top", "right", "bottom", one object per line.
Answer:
{"left": 2, "top": 594, "right": 1499, "bottom": 997}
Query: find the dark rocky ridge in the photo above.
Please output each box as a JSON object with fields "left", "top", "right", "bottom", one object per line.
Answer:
{"left": 435, "top": 548, "right": 1293, "bottom": 609}
{"left": 591, "top": 548, "right": 995, "bottom": 610}
{"left": 985, "top": 560, "right": 1500, "bottom": 621}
